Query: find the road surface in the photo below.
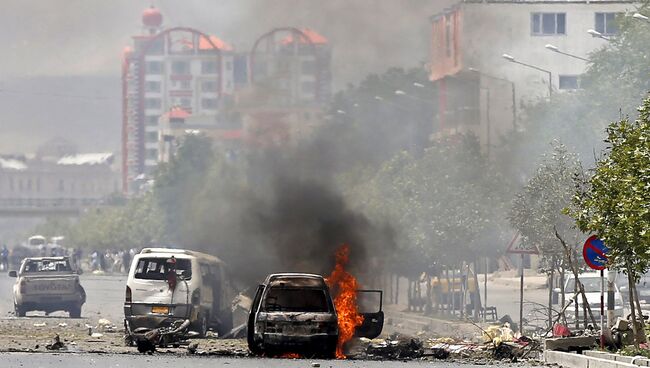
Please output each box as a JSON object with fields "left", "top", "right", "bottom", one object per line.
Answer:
{"left": 0, "top": 352, "right": 511, "bottom": 367}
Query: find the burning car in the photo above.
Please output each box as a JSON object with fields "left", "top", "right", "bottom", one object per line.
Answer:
{"left": 9, "top": 256, "right": 86, "bottom": 317}
{"left": 247, "top": 272, "right": 383, "bottom": 358}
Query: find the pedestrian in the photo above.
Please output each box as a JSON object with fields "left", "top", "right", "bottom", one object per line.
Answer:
{"left": 0, "top": 245, "right": 9, "bottom": 271}
{"left": 122, "top": 249, "right": 131, "bottom": 273}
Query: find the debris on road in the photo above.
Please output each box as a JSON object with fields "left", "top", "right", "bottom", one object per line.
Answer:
{"left": 45, "top": 334, "right": 65, "bottom": 350}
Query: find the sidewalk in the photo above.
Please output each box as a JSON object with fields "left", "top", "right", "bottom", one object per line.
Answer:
{"left": 382, "top": 303, "right": 481, "bottom": 340}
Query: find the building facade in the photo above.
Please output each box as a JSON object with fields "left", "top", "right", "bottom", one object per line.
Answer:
{"left": 122, "top": 7, "right": 244, "bottom": 193}
{"left": 122, "top": 9, "right": 332, "bottom": 193}
{"left": 429, "top": 0, "right": 638, "bottom": 153}
{"left": 0, "top": 153, "right": 120, "bottom": 208}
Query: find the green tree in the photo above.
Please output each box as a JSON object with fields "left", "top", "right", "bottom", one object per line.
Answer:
{"left": 509, "top": 142, "right": 586, "bottom": 327}
{"left": 570, "top": 97, "right": 650, "bottom": 345}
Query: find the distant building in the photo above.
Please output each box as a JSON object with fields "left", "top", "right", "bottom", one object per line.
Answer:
{"left": 122, "top": 8, "right": 333, "bottom": 193}
{"left": 428, "top": 0, "right": 638, "bottom": 153}
{"left": 237, "top": 28, "right": 332, "bottom": 148}
{"left": 0, "top": 152, "right": 120, "bottom": 208}
{"left": 122, "top": 6, "right": 245, "bottom": 193}
{"left": 157, "top": 107, "right": 242, "bottom": 163}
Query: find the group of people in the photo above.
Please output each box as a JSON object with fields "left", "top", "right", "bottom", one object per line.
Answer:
{"left": 89, "top": 248, "right": 139, "bottom": 274}
{"left": 0, "top": 244, "right": 140, "bottom": 274}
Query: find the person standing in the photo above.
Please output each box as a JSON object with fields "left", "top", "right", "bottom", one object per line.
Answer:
{"left": 0, "top": 245, "right": 8, "bottom": 271}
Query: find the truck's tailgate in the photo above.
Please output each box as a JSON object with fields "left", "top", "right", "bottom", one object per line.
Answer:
{"left": 23, "top": 276, "right": 77, "bottom": 295}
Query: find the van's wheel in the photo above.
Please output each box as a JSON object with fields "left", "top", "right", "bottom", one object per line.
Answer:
{"left": 216, "top": 311, "right": 233, "bottom": 337}
{"left": 195, "top": 314, "right": 208, "bottom": 337}
{"left": 69, "top": 305, "right": 81, "bottom": 318}
{"left": 14, "top": 304, "right": 25, "bottom": 317}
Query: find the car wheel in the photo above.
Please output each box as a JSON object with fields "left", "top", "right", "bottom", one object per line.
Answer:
{"left": 14, "top": 305, "right": 25, "bottom": 317}
{"left": 69, "top": 305, "right": 82, "bottom": 318}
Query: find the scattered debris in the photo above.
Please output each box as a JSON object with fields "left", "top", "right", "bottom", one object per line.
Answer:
{"left": 91, "top": 332, "right": 104, "bottom": 338}
{"left": 45, "top": 334, "right": 65, "bottom": 350}
{"left": 187, "top": 341, "right": 199, "bottom": 354}
{"left": 58, "top": 323, "right": 68, "bottom": 328}
{"left": 33, "top": 323, "right": 46, "bottom": 327}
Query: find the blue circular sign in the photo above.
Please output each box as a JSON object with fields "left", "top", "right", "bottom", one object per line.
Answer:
{"left": 583, "top": 235, "right": 608, "bottom": 270}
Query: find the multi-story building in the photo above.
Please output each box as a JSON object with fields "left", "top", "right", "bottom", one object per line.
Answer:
{"left": 122, "top": 9, "right": 332, "bottom": 194}
{"left": 237, "top": 28, "right": 332, "bottom": 148}
{"left": 428, "top": 0, "right": 638, "bottom": 153}
{"left": 122, "top": 7, "right": 245, "bottom": 193}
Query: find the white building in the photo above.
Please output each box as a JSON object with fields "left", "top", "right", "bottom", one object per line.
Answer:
{"left": 428, "top": 0, "right": 639, "bottom": 153}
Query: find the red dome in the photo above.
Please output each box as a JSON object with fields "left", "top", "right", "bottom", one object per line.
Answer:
{"left": 142, "top": 7, "right": 162, "bottom": 28}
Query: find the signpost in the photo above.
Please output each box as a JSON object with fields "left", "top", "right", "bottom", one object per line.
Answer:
{"left": 582, "top": 235, "right": 609, "bottom": 348}
{"left": 506, "top": 233, "right": 539, "bottom": 335}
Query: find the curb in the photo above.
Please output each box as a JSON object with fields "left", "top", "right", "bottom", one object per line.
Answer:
{"left": 545, "top": 350, "right": 642, "bottom": 368}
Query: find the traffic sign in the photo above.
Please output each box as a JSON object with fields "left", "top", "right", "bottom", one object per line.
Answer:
{"left": 505, "top": 233, "right": 539, "bottom": 255}
{"left": 583, "top": 235, "right": 608, "bottom": 270}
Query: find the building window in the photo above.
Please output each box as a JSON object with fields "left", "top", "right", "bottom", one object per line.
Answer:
{"left": 171, "top": 61, "right": 190, "bottom": 75}
{"left": 145, "top": 115, "right": 159, "bottom": 126}
{"left": 531, "top": 13, "right": 566, "bottom": 35}
{"left": 145, "top": 98, "right": 161, "bottom": 109}
{"left": 36, "top": 178, "right": 40, "bottom": 192}
{"left": 301, "top": 60, "right": 316, "bottom": 75}
{"left": 146, "top": 61, "right": 163, "bottom": 74}
{"left": 147, "top": 131, "right": 158, "bottom": 142}
{"left": 145, "top": 81, "right": 161, "bottom": 92}
{"left": 301, "top": 81, "right": 316, "bottom": 93}
{"left": 201, "top": 98, "right": 218, "bottom": 109}
{"left": 58, "top": 179, "right": 65, "bottom": 192}
{"left": 202, "top": 61, "right": 218, "bottom": 74}
{"left": 225, "top": 61, "right": 233, "bottom": 71}
{"left": 146, "top": 148, "right": 158, "bottom": 160}
{"left": 179, "top": 98, "right": 192, "bottom": 108}
{"left": 595, "top": 13, "right": 619, "bottom": 35}
{"left": 559, "top": 75, "right": 580, "bottom": 90}
{"left": 201, "top": 80, "right": 218, "bottom": 92}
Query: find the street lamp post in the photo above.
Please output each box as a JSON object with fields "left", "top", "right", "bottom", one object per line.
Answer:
{"left": 544, "top": 44, "right": 589, "bottom": 62}
{"left": 502, "top": 53, "right": 553, "bottom": 98}
{"left": 587, "top": 29, "right": 611, "bottom": 41}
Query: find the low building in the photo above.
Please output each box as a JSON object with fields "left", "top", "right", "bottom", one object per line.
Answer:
{"left": 428, "top": 0, "right": 638, "bottom": 154}
{"left": 0, "top": 153, "right": 120, "bottom": 208}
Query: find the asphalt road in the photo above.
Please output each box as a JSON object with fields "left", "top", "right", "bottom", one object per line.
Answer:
{"left": 0, "top": 353, "right": 506, "bottom": 368}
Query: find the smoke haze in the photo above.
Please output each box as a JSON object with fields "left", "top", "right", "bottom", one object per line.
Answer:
{"left": 0, "top": 0, "right": 455, "bottom": 154}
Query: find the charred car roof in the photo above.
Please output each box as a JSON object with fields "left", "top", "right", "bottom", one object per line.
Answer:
{"left": 264, "top": 273, "right": 327, "bottom": 288}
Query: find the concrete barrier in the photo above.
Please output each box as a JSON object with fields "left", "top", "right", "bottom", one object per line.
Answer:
{"left": 584, "top": 350, "right": 650, "bottom": 367}
{"left": 544, "top": 350, "right": 641, "bottom": 368}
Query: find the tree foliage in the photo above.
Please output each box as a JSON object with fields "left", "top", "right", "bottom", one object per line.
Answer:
{"left": 570, "top": 97, "right": 650, "bottom": 282}
{"left": 509, "top": 142, "right": 585, "bottom": 271}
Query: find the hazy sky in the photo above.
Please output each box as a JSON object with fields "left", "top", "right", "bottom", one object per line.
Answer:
{"left": 0, "top": 0, "right": 455, "bottom": 154}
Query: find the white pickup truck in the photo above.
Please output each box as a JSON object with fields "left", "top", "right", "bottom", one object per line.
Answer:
{"left": 9, "top": 257, "right": 86, "bottom": 317}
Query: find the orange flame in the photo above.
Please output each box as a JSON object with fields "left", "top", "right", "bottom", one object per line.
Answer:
{"left": 325, "top": 244, "right": 364, "bottom": 359}
{"left": 278, "top": 352, "right": 301, "bottom": 359}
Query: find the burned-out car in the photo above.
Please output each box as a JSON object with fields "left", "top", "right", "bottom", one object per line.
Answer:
{"left": 247, "top": 273, "right": 383, "bottom": 357}
{"left": 9, "top": 256, "right": 86, "bottom": 317}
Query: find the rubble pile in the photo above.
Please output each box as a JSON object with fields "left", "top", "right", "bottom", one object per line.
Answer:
{"left": 347, "top": 325, "right": 541, "bottom": 362}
